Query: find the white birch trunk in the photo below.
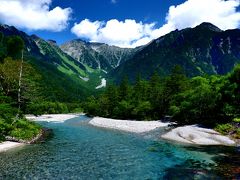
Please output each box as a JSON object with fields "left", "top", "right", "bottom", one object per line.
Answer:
{"left": 15, "top": 50, "right": 24, "bottom": 120}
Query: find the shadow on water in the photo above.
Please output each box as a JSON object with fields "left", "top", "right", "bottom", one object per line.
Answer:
{"left": 162, "top": 145, "right": 240, "bottom": 179}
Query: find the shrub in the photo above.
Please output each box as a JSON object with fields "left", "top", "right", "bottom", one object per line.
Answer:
{"left": 71, "top": 107, "right": 83, "bottom": 113}
{"left": 233, "top": 118, "right": 240, "bottom": 123}
{"left": 0, "top": 119, "right": 13, "bottom": 136}
{"left": 215, "top": 123, "right": 235, "bottom": 135}
{"left": 27, "top": 102, "right": 69, "bottom": 115}
{"left": 9, "top": 119, "right": 41, "bottom": 140}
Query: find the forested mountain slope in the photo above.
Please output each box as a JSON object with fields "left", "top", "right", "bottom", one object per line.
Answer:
{"left": 0, "top": 24, "right": 102, "bottom": 102}
{"left": 111, "top": 23, "right": 240, "bottom": 82}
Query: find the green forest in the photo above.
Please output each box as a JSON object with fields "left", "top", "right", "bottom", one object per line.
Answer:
{"left": 0, "top": 34, "right": 240, "bottom": 142}
{"left": 0, "top": 33, "right": 43, "bottom": 142}
{"left": 0, "top": 34, "right": 89, "bottom": 142}
{"left": 84, "top": 65, "right": 240, "bottom": 138}
{"left": 0, "top": 33, "right": 90, "bottom": 142}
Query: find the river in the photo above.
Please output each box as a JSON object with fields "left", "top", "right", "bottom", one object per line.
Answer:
{"left": 0, "top": 115, "right": 239, "bottom": 179}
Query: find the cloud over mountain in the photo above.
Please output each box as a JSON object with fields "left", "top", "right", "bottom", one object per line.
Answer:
{"left": 71, "top": 19, "right": 155, "bottom": 48}
{"left": 0, "top": 0, "right": 72, "bottom": 31}
{"left": 72, "top": 0, "right": 240, "bottom": 48}
{"left": 165, "top": 0, "right": 240, "bottom": 31}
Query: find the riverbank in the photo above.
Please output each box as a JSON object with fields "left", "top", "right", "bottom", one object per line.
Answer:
{"left": 26, "top": 114, "right": 238, "bottom": 146}
{"left": 26, "top": 114, "right": 81, "bottom": 123}
{"left": 0, "top": 115, "right": 60, "bottom": 153}
{"left": 89, "top": 117, "right": 170, "bottom": 133}
{"left": 0, "top": 128, "right": 53, "bottom": 153}
{"left": 89, "top": 117, "right": 237, "bottom": 146}
{"left": 0, "top": 141, "right": 24, "bottom": 153}
{"left": 161, "top": 125, "right": 236, "bottom": 146}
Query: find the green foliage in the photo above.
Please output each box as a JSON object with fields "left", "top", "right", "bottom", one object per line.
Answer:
{"left": 233, "top": 118, "right": 240, "bottom": 123}
{"left": 170, "top": 76, "right": 222, "bottom": 126}
{"left": 0, "top": 116, "right": 41, "bottom": 141}
{"left": 7, "top": 36, "right": 24, "bottom": 58}
{"left": 219, "top": 65, "right": 240, "bottom": 120}
{"left": 0, "top": 119, "right": 10, "bottom": 141}
{"left": 119, "top": 76, "right": 130, "bottom": 100}
{"left": 0, "top": 89, "right": 41, "bottom": 141}
{"left": 0, "top": 57, "right": 20, "bottom": 98}
{"left": 230, "top": 64, "right": 240, "bottom": 84}
{"left": 84, "top": 66, "right": 187, "bottom": 120}
{"left": 215, "top": 124, "right": 235, "bottom": 135}
{"left": 9, "top": 119, "right": 41, "bottom": 140}
{"left": 132, "top": 101, "right": 151, "bottom": 120}
{"left": 27, "top": 102, "right": 69, "bottom": 116}
{"left": 0, "top": 103, "right": 17, "bottom": 120}
{"left": 0, "top": 35, "right": 42, "bottom": 142}
{"left": 70, "top": 107, "right": 83, "bottom": 113}
{"left": 84, "top": 96, "right": 100, "bottom": 116}
{"left": 0, "top": 90, "right": 17, "bottom": 120}
{"left": 84, "top": 64, "right": 240, "bottom": 128}
{"left": 113, "top": 100, "right": 133, "bottom": 119}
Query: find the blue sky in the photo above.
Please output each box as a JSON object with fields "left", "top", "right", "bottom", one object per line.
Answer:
{"left": 0, "top": 0, "right": 240, "bottom": 47}
{"left": 33, "top": 0, "right": 185, "bottom": 45}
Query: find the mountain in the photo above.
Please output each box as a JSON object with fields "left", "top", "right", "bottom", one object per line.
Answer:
{"left": 60, "top": 39, "right": 137, "bottom": 72}
{"left": 1, "top": 22, "right": 240, "bottom": 99}
{"left": 0, "top": 24, "right": 102, "bottom": 102}
{"left": 111, "top": 22, "right": 240, "bottom": 82}
{"left": 32, "top": 35, "right": 88, "bottom": 78}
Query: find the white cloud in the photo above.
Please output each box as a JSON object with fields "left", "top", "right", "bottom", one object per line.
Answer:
{"left": 0, "top": 0, "right": 72, "bottom": 31}
{"left": 72, "top": 19, "right": 102, "bottom": 40}
{"left": 72, "top": 19, "right": 156, "bottom": 48}
{"left": 165, "top": 0, "right": 240, "bottom": 31}
{"left": 72, "top": 0, "right": 240, "bottom": 48}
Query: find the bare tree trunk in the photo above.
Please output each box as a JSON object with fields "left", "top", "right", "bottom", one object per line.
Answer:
{"left": 14, "top": 50, "right": 24, "bottom": 121}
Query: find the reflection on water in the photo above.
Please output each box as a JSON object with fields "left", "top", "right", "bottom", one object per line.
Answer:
{"left": 0, "top": 116, "right": 239, "bottom": 179}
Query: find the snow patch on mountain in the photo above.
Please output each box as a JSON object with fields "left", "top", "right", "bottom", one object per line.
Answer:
{"left": 79, "top": 76, "right": 89, "bottom": 82}
{"left": 96, "top": 78, "right": 107, "bottom": 89}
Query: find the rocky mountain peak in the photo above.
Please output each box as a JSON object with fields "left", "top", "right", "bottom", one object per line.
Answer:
{"left": 196, "top": 22, "right": 222, "bottom": 32}
{"left": 60, "top": 39, "right": 136, "bottom": 71}
{"left": 47, "top": 39, "right": 57, "bottom": 46}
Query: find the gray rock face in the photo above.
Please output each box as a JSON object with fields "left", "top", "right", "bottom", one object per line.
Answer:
{"left": 60, "top": 39, "right": 137, "bottom": 72}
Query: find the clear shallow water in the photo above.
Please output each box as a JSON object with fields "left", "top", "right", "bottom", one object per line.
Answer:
{"left": 0, "top": 115, "right": 239, "bottom": 179}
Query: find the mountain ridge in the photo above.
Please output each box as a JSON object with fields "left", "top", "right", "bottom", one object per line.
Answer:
{"left": 60, "top": 39, "right": 138, "bottom": 72}
{"left": 0, "top": 24, "right": 103, "bottom": 102}
{"left": 111, "top": 22, "right": 240, "bottom": 82}
{"left": 1, "top": 22, "right": 240, "bottom": 88}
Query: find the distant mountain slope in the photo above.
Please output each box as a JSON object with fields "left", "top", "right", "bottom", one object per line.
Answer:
{"left": 0, "top": 24, "right": 101, "bottom": 102}
{"left": 60, "top": 39, "right": 137, "bottom": 72}
{"left": 111, "top": 23, "right": 240, "bottom": 82}
{"left": 32, "top": 36, "right": 88, "bottom": 77}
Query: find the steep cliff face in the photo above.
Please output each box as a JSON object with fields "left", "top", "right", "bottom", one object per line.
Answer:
{"left": 60, "top": 39, "right": 137, "bottom": 72}
{"left": 111, "top": 23, "right": 240, "bottom": 82}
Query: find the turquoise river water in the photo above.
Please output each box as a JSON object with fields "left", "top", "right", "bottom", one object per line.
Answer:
{"left": 0, "top": 115, "right": 239, "bottom": 179}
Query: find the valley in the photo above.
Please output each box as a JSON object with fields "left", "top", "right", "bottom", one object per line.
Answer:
{"left": 0, "top": 22, "right": 239, "bottom": 179}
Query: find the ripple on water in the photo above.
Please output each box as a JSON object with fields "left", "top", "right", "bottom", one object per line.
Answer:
{"left": 0, "top": 116, "right": 238, "bottom": 179}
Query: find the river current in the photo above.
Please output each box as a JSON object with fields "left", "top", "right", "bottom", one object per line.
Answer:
{"left": 0, "top": 115, "right": 239, "bottom": 179}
